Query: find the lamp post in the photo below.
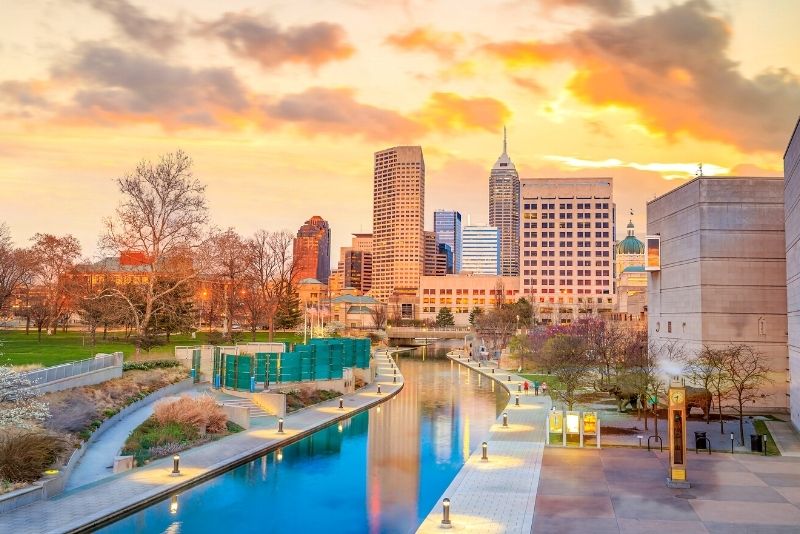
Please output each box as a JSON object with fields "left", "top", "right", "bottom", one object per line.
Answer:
{"left": 481, "top": 441, "right": 488, "bottom": 461}
{"left": 171, "top": 454, "right": 181, "bottom": 476}
{"left": 502, "top": 412, "right": 508, "bottom": 427}
{"left": 277, "top": 418, "right": 284, "bottom": 434}
{"left": 441, "top": 498, "right": 452, "bottom": 528}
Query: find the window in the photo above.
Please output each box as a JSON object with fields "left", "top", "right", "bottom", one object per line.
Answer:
{"left": 667, "top": 321, "right": 672, "bottom": 333}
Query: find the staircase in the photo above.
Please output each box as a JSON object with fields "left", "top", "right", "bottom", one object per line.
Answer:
{"left": 221, "top": 398, "right": 271, "bottom": 419}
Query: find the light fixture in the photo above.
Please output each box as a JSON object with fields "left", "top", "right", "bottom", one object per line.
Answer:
{"left": 278, "top": 418, "right": 284, "bottom": 434}
{"left": 441, "top": 498, "right": 452, "bottom": 528}
{"left": 171, "top": 454, "right": 181, "bottom": 476}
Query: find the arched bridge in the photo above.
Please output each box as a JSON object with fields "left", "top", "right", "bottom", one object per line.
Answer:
{"left": 386, "top": 327, "right": 472, "bottom": 344}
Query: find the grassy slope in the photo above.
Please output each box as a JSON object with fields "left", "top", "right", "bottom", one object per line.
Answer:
{"left": 0, "top": 330, "right": 303, "bottom": 367}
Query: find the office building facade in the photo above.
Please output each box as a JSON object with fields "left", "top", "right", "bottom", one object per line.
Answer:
{"left": 519, "top": 177, "right": 615, "bottom": 322}
{"left": 293, "top": 215, "right": 331, "bottom": 284}
{"left": 433, "top": 210, "right": 462, "bottom": 273}
{"left": 372, "top": 146, "right": 425, "bottom": 303}
{"left": 785, "top": 119, "right": 800, "bottom": 427}
{"left": 489, "top": 130, "right": 520, "bottom": 276}
{"left": 462, "top": 225, "right": 499, "bottom": 275}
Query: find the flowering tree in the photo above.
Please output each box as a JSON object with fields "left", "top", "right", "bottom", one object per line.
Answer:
{"left": 0, "top": 366, "right": 49, "bottom": 429}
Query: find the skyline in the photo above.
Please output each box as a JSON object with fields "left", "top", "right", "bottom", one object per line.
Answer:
{"left": 2, "top": 0, "right": 799, "bottom": 261}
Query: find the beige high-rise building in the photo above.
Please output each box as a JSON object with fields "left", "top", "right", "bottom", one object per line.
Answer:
{"left": 519, "top": 177, "right": 615, "bottom": 324}
{"left": 647, "top": 176, "right": 788, "bottom": 411}
{"left": 372, "top": 146, "right": 425, "bottom": 304}
{"left": 489, "top": 128, "right": 520, "bottom": 276}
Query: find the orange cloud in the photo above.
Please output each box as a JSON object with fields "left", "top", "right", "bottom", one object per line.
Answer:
{"left": 416, "top": 92, "right": 510, "bottom": 133}
{"left": 385, "top": 27, "right": 464, "bottom": 59}
{"left": 483, "top": 0, "right": 800, "bottom": 153}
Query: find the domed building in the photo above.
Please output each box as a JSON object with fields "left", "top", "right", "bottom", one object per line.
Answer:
{"left": 615, "top": 218, "right": 647, "bottom": 317}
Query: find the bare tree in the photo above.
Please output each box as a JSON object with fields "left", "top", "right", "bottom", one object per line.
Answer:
{"left": 474, "top": 306, "right": 517, "bottom": 355}
{"left": 369, "top": 304, "right": 388, "bottom": 330}
{"left": 101, "top": 151, "right": 208, "bottom": 346}
{"left": 246, "top": 230, "right": 295, "bottom": 341}
{"left": 208, "top": 228, "right": 250, "bottom": 338}
{"left": 541, "top": 334, "right": 594, "bottom": 410}
{"left": 240, "top": 280, "right": 266, "bottom": 341}
{"left": 29, "top": 233, "right": 81, "bottom": 335}
{"left": 692, "top": 346, "right": 732, "bottom": 434}
{"left": 0, "top": 224, "right": 34, "bottom": 314}
{"left": 724, "top": 344, "right": 773, "bottom": 445}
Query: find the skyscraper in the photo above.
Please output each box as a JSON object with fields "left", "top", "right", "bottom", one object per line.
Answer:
{"left": 433, "top": 210, "right": 462, "bottom": 273}
{"left": 293, "top": 215, "right": 331, "bottom": 283}
{"left": 519, "top": 178, "right": 615, "bottom": 322}
{"left": 372, "top": 146, "right": 425, "bottom": 304}
{"left": 489, "top": 128, "right": 520, "bottom": 276}
{"left": 462, "top": 225, "right": 499, "bottom": 275}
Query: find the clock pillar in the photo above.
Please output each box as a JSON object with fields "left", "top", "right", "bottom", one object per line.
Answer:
{"left": 667, "top": 376, "right": 690, "bottom": 488}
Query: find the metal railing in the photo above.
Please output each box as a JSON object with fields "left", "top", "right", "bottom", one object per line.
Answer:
{"left": 22, "top": 353, "right": 121, "bottom": 386}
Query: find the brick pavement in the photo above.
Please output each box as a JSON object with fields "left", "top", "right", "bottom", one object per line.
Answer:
{"left": 417, "top": 353, "right": 550, "bottom": 533}
{"left": 0, "top": 351, "right": 403, "bottom": 534}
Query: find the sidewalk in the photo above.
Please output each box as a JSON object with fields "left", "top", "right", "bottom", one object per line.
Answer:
{"left": 766, "top": 420, "right": 800, "bottom": 457}
{"left": 0, "top": 351, "right": 403, "bottom": 534}
{"left": 417, "top": 353, "right": 550, "bottom": 534}
{"left": 65, "top": 388, "right": 209, "bottom": 491}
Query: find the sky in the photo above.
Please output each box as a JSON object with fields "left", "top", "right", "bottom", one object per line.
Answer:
{"left": 1, "top": 0, "right": 799, "bottom": 266}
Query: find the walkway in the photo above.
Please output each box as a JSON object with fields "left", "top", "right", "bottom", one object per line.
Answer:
{"left": 65, "top": 388, "right": 207, "bottom": 491}
{"left": 766, "top": 420, "right": 800, "bottom": 457}
{"left": 0, "top": 350, "right": 403, "bottom": 534}
{"left": 417, "top": 353, "right": 550, "bottom": 534}
{"left": 534, "top": 447, "right": 800, "bottom": 533}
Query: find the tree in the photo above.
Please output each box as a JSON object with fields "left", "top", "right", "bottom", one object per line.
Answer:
{"left": 148, "top": 278, "right": 196, "bottom": 341}
{"left": 509, "top": 333, "right": 532, "bottom": 371}
{"left": 435, "top": 306, "right": 455, "bottom": 327}
{"left": 246, "top": 230, "right": 296, "bottom": 341}
{"left": 101, "top": 150, "right": 209, "bottom": 345}
{"left": 208, "top": 228, "right": 249, "bottom": 338}
{"left": 723, "top": 344, "right": 772, "bottom": 445}
{"left": 0, "top": 223, "right": 33, "bottom": 314}
{"left": 510, "top": 297, "right": 534, "bottom": 328}
{"left": 71, "top": 277, "right": 127, "bottom": 346}
{"left": 29, "top": 233, "right": 81, "bottom": 335}
{"left": 691, "top": 346, "right": 732, "bottom": 434}
{"left": 240, "top": 281, "right": 266, "bottom": 341}
{"left": 617, "top": 330, "right": 661, "bottom": 430}
{"left": 369, "top": 304, "right": 387, "bottom": 330}
{"left": 0, "top": 365, "right": 49, "bottom": 429}
{"left": 541, "top": 334, "right": 594, "bottom": 410}
{"left": 468, "top": 306, "right": 483, "bottom": 326}
{"left": 474, "top": 306, "right": 517, "bottom": 354}
{"left": 274, "top": 283, "right": 301, "bottom": 330}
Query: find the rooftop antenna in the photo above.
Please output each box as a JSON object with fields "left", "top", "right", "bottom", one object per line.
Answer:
{"left": 696, "top": 163, "right": 703, "bottom": 177}
{"left": 503, "top": 125, "right": 507, "bottom": 154}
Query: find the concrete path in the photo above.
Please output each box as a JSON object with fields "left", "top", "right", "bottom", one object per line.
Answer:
{"left": 766, "top": 420, "right": 800, "bottom": 457}
{"left": 417, "top": 353, "right": 550, "bottom": 534}
{"left": 534, "top": 447, "right": 800, "bottom": 533}
{"left": 0, "top": 351, "right": 403, "bottom": 534}
{"left": 65, "top": 388, "right": 208, "bottom": 491}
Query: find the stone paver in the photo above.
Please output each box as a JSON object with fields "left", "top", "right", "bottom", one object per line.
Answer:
{"left": 417, "top": 353, "right": 550, "bottom": 534}
{"left": 534, "top": 446, "right": 800, "bottom": 533}
{"left": 766, "top": 420, "right": 800, "bottom": 457}
{"left": 0, "top": 351, "right": 403, "bottom": 534}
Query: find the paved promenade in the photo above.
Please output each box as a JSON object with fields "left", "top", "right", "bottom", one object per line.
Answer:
{"left": 417, "top": 353, "right": 550, "bottom": 534}
{"left": 0, "top": 351, "right": 403, "bottom": 534}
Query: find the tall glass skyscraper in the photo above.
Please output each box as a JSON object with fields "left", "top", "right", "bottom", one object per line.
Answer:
{"left": 489, "top": 128, "right": 520, "bottom": 276}
{"left": 462, "top": 225, "right": 499, "bottom": 275}
{"left": 433, "top": 210, "right": 462, "bottom": 273}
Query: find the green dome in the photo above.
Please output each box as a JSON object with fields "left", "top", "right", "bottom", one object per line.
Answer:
{"left": 617, "top": 235, "right": 644, "bottom": 255}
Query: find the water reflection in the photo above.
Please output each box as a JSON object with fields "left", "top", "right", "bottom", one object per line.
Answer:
{"left": 100, "top": 344, "right": 507, "bottom": 534}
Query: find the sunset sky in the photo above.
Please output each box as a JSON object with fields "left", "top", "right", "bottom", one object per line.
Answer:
{"left": 2, "top": 0, "right": 799, "bottom": 264}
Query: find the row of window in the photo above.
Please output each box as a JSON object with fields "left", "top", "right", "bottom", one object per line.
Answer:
{"left": 522, "top": 202, "right": 610, "bottom": 210}
{"left": 523, "top": 260, "right": 610, "bottom": 267}
{"left": 523, "top": 222, "right": 611, "bottom": 229}
{"left": 527, "top": 279, "right": 611, "bottom": 286}
{"left": 523, "top": 250, "right": 612, "bottom": 257}
{"left": 522, "top": 269, "right": 611, "bottom": 276}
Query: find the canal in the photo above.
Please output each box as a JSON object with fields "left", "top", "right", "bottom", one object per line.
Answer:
{"left": 99, "top": 343, "right": 508, "bottom": 534}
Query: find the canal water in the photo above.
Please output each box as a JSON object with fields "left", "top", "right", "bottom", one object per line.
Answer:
{"left": 99, "top": 344, "right": 507, "bottom": 534}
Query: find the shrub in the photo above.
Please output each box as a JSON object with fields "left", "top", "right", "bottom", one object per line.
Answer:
{"left": 123, "top": 360, "right": 182, "bottom": 372}
{"left": 153, "top": 395, "right": 227, "bottom": 434}
{"left": 123, "top": 418, "right": 199, "bottom": 466}
{"left": 0, "top": 431, "right": 66, "bottom": 483}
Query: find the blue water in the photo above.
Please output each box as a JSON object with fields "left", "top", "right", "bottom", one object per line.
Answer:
{"left": 99, "top": 348, "right": 507, "bottom": 534}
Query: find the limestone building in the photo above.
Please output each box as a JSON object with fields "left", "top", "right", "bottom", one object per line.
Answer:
{"left": 520, "top": 177, "right": 615, "bottom": 323}
{"left": 647, "top": 176, "right": 789, "bottom": 411}
{"left": 785, "top": 118, "right": 800, "bottom": 428}
{"left": 615, "top": 218, "right": 647, "bottom": 316}
{"left": 419, "top": 274, "right": 520, "bottom": 326}
{"left": 489, "top": 129, "right": 520, "bottom": 276}
{"left": 371, "top": 146, "right": 425, "bottom": 304}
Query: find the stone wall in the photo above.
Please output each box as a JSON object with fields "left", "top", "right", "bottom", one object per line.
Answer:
{"left": 648, "top": 176, "right": 789, "bottom": 411}
{"left": 785, "top": 118, "right": 800, "bottom": 429}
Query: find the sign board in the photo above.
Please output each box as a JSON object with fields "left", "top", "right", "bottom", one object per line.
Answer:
{"left": 583, "top": 412, "right": 597, "bottom": 435}
{"left": 645, "top": 235, "right": 661, "bottom": 271}
{"left": 548, "top": 411, "right": 563, "bottom": 433}
{"left": 566, "top": 411, "right": 580, "bottom": 434}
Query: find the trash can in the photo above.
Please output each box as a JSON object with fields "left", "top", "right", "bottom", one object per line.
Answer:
{"left": 694, "top": 431, "right": 708, "bottom": 450}
{"left": 750, "top": 434, "right": 763, "bottom": 452}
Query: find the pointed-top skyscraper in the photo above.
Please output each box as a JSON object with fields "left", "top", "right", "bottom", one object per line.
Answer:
{"left": 489, "top": 127, "right": 520, "bottom": 276}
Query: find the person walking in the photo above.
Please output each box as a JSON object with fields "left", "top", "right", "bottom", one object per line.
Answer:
{"left": 523, "top": 380, "right": 529, "bottom": 396}
{"left": 533, "top": 381, "right": 540, "bottom": 396}
{"left": 541, "top": 382, "right": 549, "bottom": 396}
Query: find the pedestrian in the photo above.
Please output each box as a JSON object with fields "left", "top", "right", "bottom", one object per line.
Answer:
{"left": 523, "top": 380, "right": 529, "bottom": 396}
{"left": 533, "top": 380, "right": 540, "bottom": 396}
{"left": 542, "top": 382, "right": 548, "bottom": 396}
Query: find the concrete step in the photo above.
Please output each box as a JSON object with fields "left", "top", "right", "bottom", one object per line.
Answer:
{"left": 221, "top": 399, "right": 271, "bottom": 418}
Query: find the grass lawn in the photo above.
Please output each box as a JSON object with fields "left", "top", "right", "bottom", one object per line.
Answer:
{"left": 519, "top": 373, "right": 563, "bottom": 391}
{"left": 753, "top": 420, "right": 781, "bottom": 456}
{"left": 0, "top": 330, "right": 303, "bottom": 367}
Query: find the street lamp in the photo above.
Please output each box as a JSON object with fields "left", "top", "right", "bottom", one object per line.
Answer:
{"left": 171, "top": 454, "right": 181, "bottom": 476}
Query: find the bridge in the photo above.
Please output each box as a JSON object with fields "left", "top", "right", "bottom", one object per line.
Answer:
{"left": 385, "top": 326, "right": 472, "bottom": 344}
